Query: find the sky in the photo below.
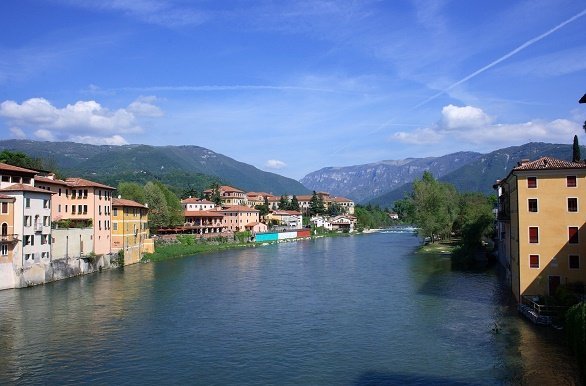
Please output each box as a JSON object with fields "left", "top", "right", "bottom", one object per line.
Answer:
{"left": 1, "top": 0, "right": 586, "bottom": 180}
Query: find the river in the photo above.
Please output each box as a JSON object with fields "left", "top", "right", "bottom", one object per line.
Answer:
{"left": 0, "top": 230, "right": 581, "bottom": 385}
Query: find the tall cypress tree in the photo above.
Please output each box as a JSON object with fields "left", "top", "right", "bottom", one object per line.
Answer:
{"left": 573, "top": 135, "right": 581, "bottom": 162}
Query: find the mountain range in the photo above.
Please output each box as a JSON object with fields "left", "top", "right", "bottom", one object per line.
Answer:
{"left": 0, "top": 140, "right": 309, "bottom": 195}
{"left": 301, "top": 142, "right": 581, "bottom": 207}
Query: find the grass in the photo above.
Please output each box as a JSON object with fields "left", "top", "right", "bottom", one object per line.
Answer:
{"left": 417, "top": 239, "right": 458, "bottom": 255}
{"left": 143, "top": 241, "right": 253, "bottom": 262}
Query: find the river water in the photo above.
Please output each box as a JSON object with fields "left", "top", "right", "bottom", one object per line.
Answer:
{"left": 0, "top": 231, "right": 581, "bottom": 385}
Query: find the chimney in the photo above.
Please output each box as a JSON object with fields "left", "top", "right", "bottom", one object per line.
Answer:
{"left": 517, "top": 159, "right": 530, "bottom": 166}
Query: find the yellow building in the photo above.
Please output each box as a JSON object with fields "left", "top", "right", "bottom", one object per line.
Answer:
{"left": 496, "top": 157, "right": 586, "bottom": 302}
{"left": 111, "top": 198, "right": 153, "bottom": 265}
{"left": 0, "top": 194, "right": 16, "bottom": 265}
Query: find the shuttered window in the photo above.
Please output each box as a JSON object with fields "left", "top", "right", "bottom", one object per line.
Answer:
{"left": 529, "top": 227, "right": 539, "bottom": 243}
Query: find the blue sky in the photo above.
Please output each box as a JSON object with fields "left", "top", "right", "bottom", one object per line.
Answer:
{"left": 1, "top": 0, "right": 586, "bottom": 179}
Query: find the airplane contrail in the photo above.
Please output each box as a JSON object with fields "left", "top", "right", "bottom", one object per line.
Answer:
{"left": 414, "top": 7, "right": 586, "bottom": 109}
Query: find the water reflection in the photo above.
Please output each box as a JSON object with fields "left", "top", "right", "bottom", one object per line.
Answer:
{"left": 0, "top": 232, "right": 580, "bottom": 384}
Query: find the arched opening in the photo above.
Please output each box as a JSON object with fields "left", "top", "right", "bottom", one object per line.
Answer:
{"left": 1, "top": 222, "right": 7, "bottom": 236}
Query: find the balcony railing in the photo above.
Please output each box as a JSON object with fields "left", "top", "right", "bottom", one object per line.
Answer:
{"left": 0, "top": 234, "right": 18, "bottom": 243}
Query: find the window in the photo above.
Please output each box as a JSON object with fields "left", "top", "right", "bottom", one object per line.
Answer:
{"left": 1, "top": 244, "right": 7, "bottom": 256}
{"left": 527, "top": 177, "right": 537, "bottom": 188}
{"left": 24, "top": 254, "right": 31, "bottom": 261}
{"left": 84, "top": 189, "right": 88, "bottom": 198}
{"left": 568, "top": 198, "right": 578, "bottom": 212}
{"left": 78, "top": 205, "right": 82, "bottom": 214}
{"left": 530, "top": 254, "right": 540, "bottom": 268}
{"left": 43, "top": 199, "right": 49, "bottom": 209}
{"left": 24, "top": 216, "right": 31, "bottom": 227}
{"left": 24, "top": 235, "right": 30, "bottom": 246}
{"left": 78, "top": 189, "right": 82, "bottom": 198}
{"left": 113, "top": 208, "right": 118, "bottom": 216}
{"left": 569, "top": 227, "right": 579, "bottom": 244}
{"left": 567, "top": 176, "right": 577, "bottom": 187}
{"left": 1, "top": 202, "right": 7, "bottom": 214}
{"left": 58, "top": 188, "right": 62, "bottom": 196}
{"left": 83, "top": 205, "right": 87, "bottom": 214}
{"left": 72, "top": 190, "right": 76, "bottom": 199}
{"left": 41, "top": 235, "right": 48, "bottom": 245}
{"left": 529, "top": 227, "right": 539, "bottom": 243}
{"left": 72, "top": 205, "right": 76, "bottom": 214}
{"left": 570, "top": 255, "right": 580, "bottom": 269}
{"left": 23, "top": 177, "right": 31, "bottom": 184}
{"left": 99, "top": 205, "right": 102, "bottom": 215}
{"left": 25, "top": 198, "right": 30, "bottom": 208}
{"left": 42, "top": 252, "right": 49, "bottom": 259}
{"left": 1, "top": 176, "right": 9, "bottom": 182}
{"left": 58, "top": 204, "right": 61, "bottom": 213}
{"left": 113, "top": 223, "right": 118, "bottom": 231}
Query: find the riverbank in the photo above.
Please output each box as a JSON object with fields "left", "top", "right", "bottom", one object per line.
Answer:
{"left": 142, "top": 230, "right": 357, "bottom": 263}
{"left": 417, "top": 239, "right": 458, "bottom": 255}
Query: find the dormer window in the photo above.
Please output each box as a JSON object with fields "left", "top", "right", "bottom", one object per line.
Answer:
{"left": 527, "top": 177, "right": 537, "bottom": 188}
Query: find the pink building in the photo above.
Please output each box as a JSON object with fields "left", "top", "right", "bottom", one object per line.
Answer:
{"left": 220, "top": 205, "right": 259, "bottom": 232}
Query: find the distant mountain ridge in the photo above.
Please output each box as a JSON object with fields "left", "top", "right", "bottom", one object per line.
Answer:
{"left": 300, "top": 151, "right": 483, "bottom": 202}
{"left": 0, "top": 140, "right": 309, "bottom": 195}
{"left": 367, "top": 142, "right": 582, "bottom": 208}
{"left": 301, "top": 142, "right": 581, "bottom": 207}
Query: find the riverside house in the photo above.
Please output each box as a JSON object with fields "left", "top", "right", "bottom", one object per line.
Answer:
{"left": 220, "top": 205, "right": 259, "bottom": 232}
{"left": 111, "top": 198, "right": 154, "bottom": 265}
{"left": 495, "top": 156, "right": 586, "bottom": 302}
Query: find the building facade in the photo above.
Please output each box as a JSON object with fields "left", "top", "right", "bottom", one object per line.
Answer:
{"left": 111, "top": 198, "right": 152, "bottom": 265}
{"left": 495, "top": 157, "right": 586, "bottom": 302}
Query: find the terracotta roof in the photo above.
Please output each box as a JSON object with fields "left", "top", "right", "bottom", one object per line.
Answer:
{"left": 0, "top": 162, "right": 38, "bottom": 175}
{"left": 245, "top": 222, "right": 265, "bottom": 227}
{"left": 219, "top": 205, "right": 259, "bottom": 213}
{"left": 295, "top": 195, "right": 313, "bottom": 201}
{"left": 272, "top": 210, "right": 302, "bottom": 216}
{"left": 246, "top": 192, "right": 272, "bottom": 198}
{"left": 112, "top": 198, "right": 147, "bottom": 208}
{"left": 34, "top": 175, "right": 68, "bottom": 185}
{"left": 65, "top": 177, "right": 115, "bottom": 190}
{"left": 203, "top": 185, "right": 243, "bottom": 193}
{"left": 331, "top": 196, "right": 353, "bottom": 203}
{"left": 513, "top": 157, "right": 586, "bottom": 171}
{"left": 1, "top": 184, "right": 55, "bottom": 194}
{"left": 184, "top": 210, "right": 224, "bottom": 217}
{"left": 181, "top": 198, "right": 214, "bottom": 204}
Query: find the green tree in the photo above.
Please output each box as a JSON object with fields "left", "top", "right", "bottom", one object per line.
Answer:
{"left": 393, "top": 197, "right": 415, "bottom": 223}
{"left": 327, "top": 202, "right": 342, "bottom": 216}
{"left": 154, "top": 181, "right": 183, "bottom": 227}
{"left": 279, "top": 195, "right": 289, "bottom": 210}
{"left": 144, "top": 182, "right": 169, "bottom": 231}
{"left": 573, "top": 135, "right": 581, "bottom": 162}
{"left": 209, "top": 182, "right": 222, "bottom": 206}
{"left": 412, "top": 171, "right": 458, "bottom": 242}
{"left": 0, "top": 150, "right": 43, "bottom": 170}
{"left": 290, "top": 195, "right": 300, "bottom": 211}
{"left": 255, "top": 196, "right": 270, "bottom": 217}
{"left": 117, "top": 182, "right": 146, "bottom": 204}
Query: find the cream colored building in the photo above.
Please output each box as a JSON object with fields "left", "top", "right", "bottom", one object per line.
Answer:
{"left": 495, "top": 157, "right": 586, "bottom": 302}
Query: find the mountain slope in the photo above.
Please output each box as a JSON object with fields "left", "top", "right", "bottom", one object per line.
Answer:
{"left": 300, "top": 151, "right": 482, "bottom": 203}
{"left": 0, "top": 140, "right": 309, "bottom": 195}
{"left": 368, "top": 142, "right": 580, "bottom": 208}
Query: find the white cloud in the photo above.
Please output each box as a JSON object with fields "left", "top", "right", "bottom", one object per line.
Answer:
{"left": 0, "top": 98, "right": 142, "bottom": 133}
{"left": 34, "top": 129, "right": 56, "bottom": 141}
{"left": 127, "top": 96, "right": 164, "bottom": 117}
{"left": 9, "top": 127, "right": 26, "bottom": 139}
{"left": 69, "top": 135, "right": 128, "bottom": 146}
{"left": 441, "top": 104, "right": 492, "bottom": 130}
{"left": 392, "top": 127, "right": 443, "bottom": 145}
{"left": 265, "top": 159, "right": 287, "bottom": 169}
{"left": 392, "top": 104, "right": 581, "bottom": 148}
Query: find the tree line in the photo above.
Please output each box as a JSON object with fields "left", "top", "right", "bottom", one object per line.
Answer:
{"left": 393, "top": 171, "right": 494, "bottom": 252}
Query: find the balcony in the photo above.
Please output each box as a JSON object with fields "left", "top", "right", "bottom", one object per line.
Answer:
{"left": 0, "top": 234, "right": 18, "bottom": 243}
{"left": 34, "top": 223, "right": 43, "bottom": 232}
